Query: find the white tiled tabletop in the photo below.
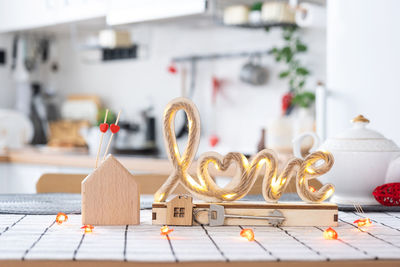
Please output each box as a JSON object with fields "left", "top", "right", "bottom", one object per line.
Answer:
{"left": 0, "top": 210, "right": 400, "bottom": 262}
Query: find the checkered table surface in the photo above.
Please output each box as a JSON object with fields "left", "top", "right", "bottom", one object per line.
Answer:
{"left": 0, "top": 210, "right": 400, "bottom": 262}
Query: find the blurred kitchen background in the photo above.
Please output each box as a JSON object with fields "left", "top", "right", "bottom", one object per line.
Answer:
{"left": 0, "top": 0, "right": 399, "bottom": 194}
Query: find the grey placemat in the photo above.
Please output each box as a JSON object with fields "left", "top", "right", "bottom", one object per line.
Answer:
{"left": 242, "top": 194, "right": 400, "bottom": 212}
{"left": 0, "top": 193, "right": 81, "bottom": 215}
{"left": 1, "top": 193, "right": 400, "bottom": 215}
{"left": 0, "top": 193, "right": 155, "bottom": 215}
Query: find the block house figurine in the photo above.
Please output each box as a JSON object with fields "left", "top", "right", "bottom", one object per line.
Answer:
{"left": 166, "top": 195, "right": 193, "bottom": 226}
{"left": 82, "top": 155, "right": 140, "bottom": 225}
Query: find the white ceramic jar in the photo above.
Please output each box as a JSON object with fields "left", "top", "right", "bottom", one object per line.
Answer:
{"left": 293, "top": 115, "right": 400, "bottom": 205}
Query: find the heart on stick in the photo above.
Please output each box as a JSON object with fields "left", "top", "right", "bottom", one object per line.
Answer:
{"left": 99, "top": 123, "right": 109, "bottom": 133}
{"left": 110, "top": 124, "right": 120, "bottom": 134}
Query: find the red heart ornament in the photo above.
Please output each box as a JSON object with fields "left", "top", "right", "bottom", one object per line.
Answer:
{"left": 373, "top": 183, "right": 400, "bottom": 206}
{"left": 110, "top": 124, "right": 120, "bottom": 134}
{"left": 99, "top": 123, "right": 109, "bottom": 133}
{"left": 209, "top": 135, "right": 219, "bottom": 147}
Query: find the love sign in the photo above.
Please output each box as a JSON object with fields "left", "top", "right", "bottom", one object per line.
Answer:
{"left": 154, "top": 98, "right": 335, "bottom": 204}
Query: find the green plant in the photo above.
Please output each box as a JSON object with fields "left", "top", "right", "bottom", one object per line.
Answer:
{"left": 97, "top": 109, "right": 116, "bottom": 126}
{"left": 270, "top": 26, "right": 315, "bottom": 109}
{"left": 250, "top": 2, "right": 263, "bottom": 11}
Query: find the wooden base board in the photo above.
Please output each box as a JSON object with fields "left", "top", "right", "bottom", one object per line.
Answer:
{"left": 152, "top": 202, "right": 338, "bottom": 227}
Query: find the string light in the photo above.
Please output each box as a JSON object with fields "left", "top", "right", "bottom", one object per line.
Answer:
{"left": 160, "top": 225, "right": 174, "bottom": 235}
{"left": 240, "top": 229, "right": 255, "bottom": 241}
{"left": 81, "top": 225, "right": 94, "bottom": 233}
{"left": 354, "top": 218, "right": 372, "bottom": 227}
{"left": 309, "top": 186, "right": 316, "bottom": 193}
{"left": 154, "top": 98, "right": 335, "bottom": 204}
{"left": 323, "top": 227, "right": 338, "bottom": 240}
{"left": 222, "top": 193, "right": 237, "bottom": 200}
{"left": 55, "top": 212, "right": 68, "bottom": 225}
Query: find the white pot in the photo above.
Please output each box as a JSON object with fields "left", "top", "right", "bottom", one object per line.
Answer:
{"left": 80, "top": 126, "right": 112, "bottom": 156}
{"left": 293, "top": 115, "right": 400, "bottom": 205}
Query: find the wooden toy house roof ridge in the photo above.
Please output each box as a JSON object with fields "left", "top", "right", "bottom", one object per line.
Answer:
{"left": 82, "top": 154, "right": 136, "bottom": 185}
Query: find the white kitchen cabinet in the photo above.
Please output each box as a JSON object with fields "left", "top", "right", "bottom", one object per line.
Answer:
{"left": 0, "top": 0, "right": 207, "bottom": 32}
{"left": 106, "top": 0, "right": 207, "bottom": 25}
{"left": 0, "top": 0, "right": 106, "bottom": 32}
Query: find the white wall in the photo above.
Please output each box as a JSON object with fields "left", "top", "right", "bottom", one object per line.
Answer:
{"left": 54, "top": 23, "right": 326, "bottom": 155}
{"left": 327, "top": 0, "right": 400, "bottom": 144}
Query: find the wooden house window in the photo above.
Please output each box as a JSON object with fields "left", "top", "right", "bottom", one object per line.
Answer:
{"left": 173, "top": 207, "right": 185, "bottom": 217}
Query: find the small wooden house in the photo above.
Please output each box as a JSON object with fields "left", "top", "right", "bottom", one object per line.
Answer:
{"left": 166, "top": 195, "right": 193, "bottom": 226}
{"left": 82, "top": 154, "right": 140, "bottom": 225}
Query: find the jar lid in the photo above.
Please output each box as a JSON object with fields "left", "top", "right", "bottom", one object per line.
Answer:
{"left": 320, "top": 115, "right": 400, "bottom": 152}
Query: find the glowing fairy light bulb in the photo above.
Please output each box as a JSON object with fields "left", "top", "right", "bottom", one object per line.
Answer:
{"left": 160, "top": 225, "right": 174, "bottom": 235}
{"left": 55, "top": 212, "right": 68, "bottom": 225}
{"left": 222, "top": 193, "right": 237, "bottom": 200}
{"left": 257, "top": 158, "right": 267, "bottom": 168}
{"left": 81, "top": 225, "right": 94, "bottom": 233}
{"left": 309, "top": 186, "right": 316, "bottom": 193}
{"left": 323, "top": 227, "right": 338, "bottom": 240}
{"left": 305, "top": 167, "right": 316, "bottom": 174}
{"left": 354, "top": 218, "right": 372, "bottom": 227}
{"left": 155, "top": 193, "right": 165, "bottom": 203}
{"left": 187, "top": 176, "right": 206, "bottom": 191}
{"left": 270, "top": 177, "right": 281, "bottom": 194}
{"left": 240, "top": 228, "right": 255, "bottom": 241}
{"left": 325, "top": 188, "right": 334, "bottom": 198}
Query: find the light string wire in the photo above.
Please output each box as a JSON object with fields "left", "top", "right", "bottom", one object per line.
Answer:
{"left": 154, "top": 97, "right": 335, "bottom": 203}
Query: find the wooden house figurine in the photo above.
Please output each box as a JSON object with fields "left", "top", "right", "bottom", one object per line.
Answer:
{"left": 166, "top": 195, "right": 193, "bottom": 226}
{"left": 82, "top": 154, "right": 140, "bottom": 225}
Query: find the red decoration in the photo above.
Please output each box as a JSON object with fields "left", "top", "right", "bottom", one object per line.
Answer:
{"left": 99, "top": 123, "right": 109, "bottom": 133}
{"left": 373, "top": 183, "right": 400, "bottom": 206}
{"left": 160, "top": 225, "right": 173, "bottom": 235}
{"left": 240, "top": 228, "right": 255, "bottom": 241}
{"left": 167, "top": 63, "right": 177, "bottom": 74}
{"left": 110, "top": 124, "right": 120, "bottom": 134}
{"left": 212, "top": 76, "right": 222, "bottom": 104}
{"left": 209, "top": 135, "right": 219, "bottom": 147}
{"left": 323, "top": 227, "right": 338, "bottom": 240}
{"left": 282, "top": 92, "right": 293, "bottom": 114}
{"left": 81, "top": 225, "right": 94, "bottom": 233}
{"left": 55, "top": 212, "right": 68, "bottom": 225}
{"left": 354, "top": 218, "right": 372, "bottom": 227}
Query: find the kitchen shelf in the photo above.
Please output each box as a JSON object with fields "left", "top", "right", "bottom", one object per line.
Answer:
{"left": 224, "top": 21, "right": 297, "bottom": 29}
{"left": 172, "top": 49, "right": 272, "bottom": 63}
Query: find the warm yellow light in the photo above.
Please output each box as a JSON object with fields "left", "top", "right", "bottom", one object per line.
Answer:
{"left": 240, "top": 228, "right": 255, "bottom": 241}
{"left": 241, "top": 155, "right": 249, "bottom": 169}
{"left": 56, "top": 212, "right": 68, "bottom": 225}
{"left": 354, "top": 218, "right": 372, "bottom": 227}
{"left": 270, "top": 176, "right": 282, "bottom": 194}
{"left": 257, "top": 158, "right": 267, "bottom": 168}
{"left": 160, "top": 225, "right": 174, "bottom": 235}
{"left": 156, "top": 193, "right": 165, "bottom": 202}
{"left": 305, "top": 167, "right": 316, "bottom": 174}
{"left": 223, "top": 193, "right": 237, "bottom": 199}
{"left": 187, "top": 176, "right": 206, "bottom": 191}
{"left": 325, "top": 188, "right": 334, "bottom": 198}
{"left": 81, "top": 225, "right": 94, "bottom": 233}
{"left": 323, "top": 227, "right": 338, "bottom": 240}
{"left": 173, "top": 145, "right": 181, "bottom": 162}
